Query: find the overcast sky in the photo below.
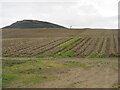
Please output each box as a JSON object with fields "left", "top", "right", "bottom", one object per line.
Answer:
{"left": 0, "top": 0, "right": 119, "bottom": 29}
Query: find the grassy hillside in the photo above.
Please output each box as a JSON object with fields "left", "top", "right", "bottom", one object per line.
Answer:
{"left": 2, "top": 20, "right": 66, "bottom": 29}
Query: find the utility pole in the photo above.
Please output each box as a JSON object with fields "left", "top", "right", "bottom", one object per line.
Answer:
{"left": 70, "top": 25, "right": 72, "bottom": 29}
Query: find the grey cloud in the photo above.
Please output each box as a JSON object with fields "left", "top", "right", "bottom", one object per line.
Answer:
{"left": 77, "top": 4, "right": 100, "bottom": 15}
{"left": 0, "top": 1, "right": 118, "bottom": 29}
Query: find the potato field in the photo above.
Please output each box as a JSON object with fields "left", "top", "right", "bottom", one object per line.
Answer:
{"left": 2, "top": 29, "right": 119, "bottom": 58}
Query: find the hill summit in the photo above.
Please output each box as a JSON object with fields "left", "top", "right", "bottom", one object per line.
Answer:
{"left": 3, "top": 20, "right": 66, "bottom": 29}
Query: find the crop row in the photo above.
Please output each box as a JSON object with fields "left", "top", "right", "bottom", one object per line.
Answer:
{"left": 2, "top": 31, "right": 119, "bottom": 57}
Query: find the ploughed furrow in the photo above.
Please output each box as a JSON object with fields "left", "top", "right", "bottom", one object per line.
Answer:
{"left": 76, "top": 39, "right": 93, "bottom": 56}
{"left": 67, "top": 38, "right": 85, "bottom": 50}
{"left": 31, "top": 38, "right": 72, "bottom": 56}
{"left": 11, "top": 38, "right": 61, "bottom": 56}
{"left": 97, "top": 37, "right": 105, "bottom": 54}
{"left": 3, "top": 38, "right": 53, "bottom": 55}
{"left": 105, "top": 38, "right": 110, "bottom": 55}
{"left": 93, "top": 37, "right": 104, "bottom": 54}
{"left": 6, "top": 39, "right": 49, "bottom": 57}
{"left": 3, "top": 39, "right": 30, "bottom": 49}
{"left": 42, "top": 37, "right": 83, "bottom": 56}
{"left": 83, "top": 38, "right": 99, "bottom": 56}
{"left": 113, "top": 34, "right": 117, "bottom": 54}
{"left": 71, "top": 38, "right": 91, "bottom": 52}
{"left": 3, "top": 40, "right": 33, "bottom": 54}
{"left": 52, "top": 37, "right": 82, "bottom": 57}
{"left": 117, "top": 37, "right": 120, "bottom": 55}
{"left": 113, "top": 34, "right": 117, "bottom": 55}
{"left": 32, "top": 39, "right": 61, "bottom": 51}
{"left": 8, "top": 40, "right": 46, "bottom": 54}
{"left": 3, "top": 40, "right": 38, "bottom": 56}
{"left": 114, "top": 35, "right": 118, "bottom": 55}
{"left": 12, "top": 38, "right": 70, "bottom": 57}
{"left": 100, "top": 38, "right": 107, "bottom": 54}
{"left": 73, "top": 38, "right": 92, "bottom": 56}
{"left": 109, "top": 35, "right": 115, "bottom": 56}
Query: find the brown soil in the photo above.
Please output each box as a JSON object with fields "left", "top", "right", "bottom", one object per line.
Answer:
{"left": 33, "top": 58, "right": 118, "bottom": 88}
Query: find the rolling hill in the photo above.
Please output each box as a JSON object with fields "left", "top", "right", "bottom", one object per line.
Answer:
{"left": 2, "top": 20, "right": 66, "bottom": 29}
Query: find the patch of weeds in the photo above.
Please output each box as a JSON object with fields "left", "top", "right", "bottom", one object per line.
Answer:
{"left": 2, "top": 59, "right": 27, "bottom": 66}
{"left": 3, "top": 59, "right": 66, "bottom": 87}
{"left": 64, "top": 50, "right": 75, "bottom": 56}
{"left": 84, "top": 53, "right": 118, "bottom": 58}
{"left": 65, "top": 61, "right": 79, "bottom": 63}
{"left": 65, "top": 61, "right": 92, "bottom": 68}
{"left": 116, "top": 55, "right": 120, "bottom": 58}
{"left": 2, "top": 59, "right": 22, "bottom": 62}
{"left": 37, "top": 37, "right": 82, "bottom": 58}
{"left": 33, "top": 58, "right": 49, "bottom": 61}
{"left": 57, "top": 37, "right": 81, "bottom": 48}
{"left": 86, "top": 53, "right": 108, "bottom": 58}
{"left": 36, "top": 54, "right": 48, "bottom": 58}
{"left": 87, "top": 61, "right": 111, "bottom": 67}
{"left": 78, "top": 63, "right": 92, "bottom": 68}
{"left": 3, "top": 60, "right": 66, "bottom": 74}
{"left": 3, "top": 73, "right": 56, "bottom": 88}
{"left": 54, "top": 50, "right": 75, "bottom": 57}
{"left": 112, "top": 83, "right": 120, "bottom": 88}
{"left": 2, "top": 73, "right": 18, "bottom": 87}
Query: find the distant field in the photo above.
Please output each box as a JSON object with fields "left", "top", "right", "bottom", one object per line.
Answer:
{"left": 2, "top": 28, "right": 119, "bottom": 57}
